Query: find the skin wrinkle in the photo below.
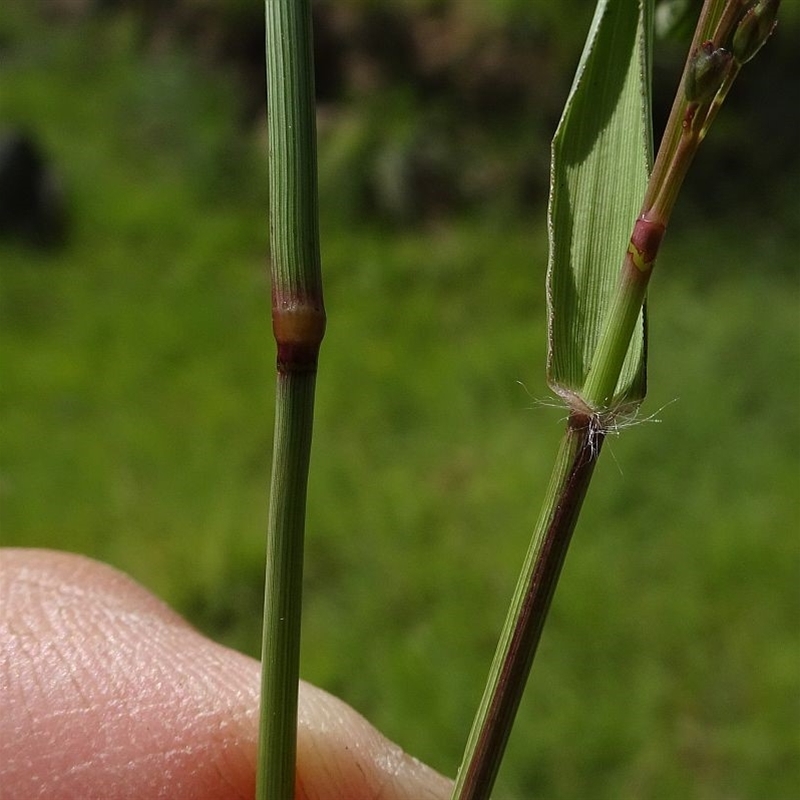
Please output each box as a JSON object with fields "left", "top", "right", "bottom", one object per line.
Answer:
{"left": 5, "top": 623, "right": 40, "bottom": 733}
{"left": 40, "top": 633, "right": 144, "bottom": 752}
{"left": 16, "top": 647, "right": 94, "bottom": 748}
{"left": 207, "top": 740, "right": 246, "bottom": 800}
{"left": 52, "top": 625, "right": 96, "bottom": 707}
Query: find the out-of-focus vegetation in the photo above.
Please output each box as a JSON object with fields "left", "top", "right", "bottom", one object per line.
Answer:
{"left": 1, "top": 2, "right": 798, "bottom": 798}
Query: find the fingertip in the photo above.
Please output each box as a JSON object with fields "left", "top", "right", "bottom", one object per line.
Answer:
{"left": 296, "top": 681, "right": 452, "bottom": 800}
{"left": 1, "top": 548, "right": 260, "bottom": 800}
{"left": 0, "top": 549, "right": 453, "bottom": 800}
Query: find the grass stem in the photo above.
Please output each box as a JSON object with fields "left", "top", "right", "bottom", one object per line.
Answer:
{"left": 451, "top": 413, "right": 603, "bottom": 800}
{"left": 258, "top": 373, "right": 319, "bottom": 799}
{"left": 257, "top": 1, "right": 324, "bottom": 798}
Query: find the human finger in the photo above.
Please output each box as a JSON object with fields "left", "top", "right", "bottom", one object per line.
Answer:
{"left": 0, "top": 548, "right": 452, "bottom": 800}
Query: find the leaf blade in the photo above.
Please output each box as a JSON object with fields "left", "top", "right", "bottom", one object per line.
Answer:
{"left": 547, "top": 0, "right": 653, "bottom": 409}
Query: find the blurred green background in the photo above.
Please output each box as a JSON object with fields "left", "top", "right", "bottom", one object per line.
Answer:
{"left": 1, "top": 2, "right": 798, "bottom": 798}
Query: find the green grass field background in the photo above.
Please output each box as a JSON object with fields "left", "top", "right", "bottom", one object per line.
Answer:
{"left": 1, "top": 7, "right": 798, "bottom": 799}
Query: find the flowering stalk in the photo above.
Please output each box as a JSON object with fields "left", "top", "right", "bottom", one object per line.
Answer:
{"left": 583, "top": 0, "right": 779, "bottom": 409}
{"left": 451, "top": 3, "right": 779, "bottom": 799}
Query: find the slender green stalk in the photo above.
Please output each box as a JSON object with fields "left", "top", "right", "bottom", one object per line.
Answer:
{"left": 586, "top": 0, "right": 776, "bottom": 408}
{"left": 580, "top": 244, "right": 654, "bottom": 409}
{"left": 451, "top": 413, "right": 604, "bottom": 799}
{"left": 452, "top": 2, "right": 778, "bottom": 798}
{"left": 257, "top": 1, "right": 324, "bottom": 799}
{"left": 258, "top": 373, "right": 319, "bottom": 799}
{"left": 644, "top": 0, "right": 727, "bottom": 208}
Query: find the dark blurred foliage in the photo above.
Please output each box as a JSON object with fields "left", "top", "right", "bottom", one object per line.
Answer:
{"left": 20, "top": 0, "right": 800, "bottom": 226}
{"left": 0, "top": 129, "right": 68, "bottom": 246}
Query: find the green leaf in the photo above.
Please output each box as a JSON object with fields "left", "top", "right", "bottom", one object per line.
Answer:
{"left": 547, "top": 0, "right": 653, "bottom": 410}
